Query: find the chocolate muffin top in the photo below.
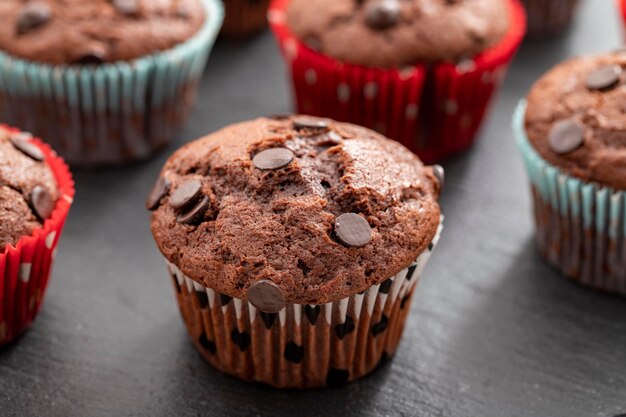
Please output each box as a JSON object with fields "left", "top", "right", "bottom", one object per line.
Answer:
{"left": 525, "top": 52, "right": 626, "bottom": 191}
{"left": 285, "top": 0, "right": 511, "bottom": 68}
{"left": 0, "top": 0, "right": 206, "bottom": 65}
{"left": 0, "top": 127, "right": 59, "bottom": 252}
{"left": 149, "top": 116, "right": 442, "bottom": 305}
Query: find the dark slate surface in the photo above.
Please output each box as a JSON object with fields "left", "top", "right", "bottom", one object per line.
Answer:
{"left": 1, "top": 0, "right": 625, "bottom": 415}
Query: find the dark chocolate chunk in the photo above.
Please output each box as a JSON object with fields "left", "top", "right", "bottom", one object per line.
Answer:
{"left": 292, "top": 116, "right": 328, "bottom": 131}
{"left": 17, "top": 2, "right": 51, "bottom": 35}
{"left": 231, "top": 329, "right": 251, "bottom": 351}
{"left": 170, "top": 179, "right": 202, "bottom": 210}
{"left": 195, "top": 290, "right": 208, "bottom": 309}
{"left": 586, "top": 65, "right": 622, "bottom": 91}
{"left": 29, "top": 185, "right": 54, "bottom": 221}
{"left": 284, "top": 342, "right": 305, "bottom": 364}
{"left": 199, "top": 333, "right": 216, "bottom": 354}
{"left": 326, "top": 368, "right": 350, "bottom": 387}
{"left": 378, "top": 278, "right": 393, "bottom": 294}
{"left": 112, "top": 0, "right": 139, "bottom": 15}
{"left": 10, "top": 133, "right": 44, "bottom": 161}
{"left": 247, "top": 280, "right": 286, "bottom": 313}
{"left": 548, "top": 119, "right": 584, "bottom": 154}
{"left": 177, "top": 196, "right": 210, "bottom": 225}
{"left": 371, "top": 315, "right": 389, "bottom": 336}
{"left": 334, "top": 213, "right": 372, "bottom": 247}
{"left": 252, "top": 148, "right": 294, "bottom": 170}
{"left": 432, "top": 164, "right": 445, "bottom": 189}
{"left": 304, "top": 305, "right": 321, "bottom": 325}
{"left": 146, "top": 176, "right": 170, "bottom": 210}
{"left": 364, "top": 0, "right": 400, "bottom": 30}
{"left": 259, "top": 312, "right": 277, "bottom": 329}
{"left": 335, "top": 316, "right": 355, "bottom": 340}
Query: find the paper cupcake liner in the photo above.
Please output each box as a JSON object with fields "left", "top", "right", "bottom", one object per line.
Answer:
{"left": 522, "top": 0, "right": 580, "bottom": 37}
{"left": 0, "top": 126, "right": 75, "bottom": 345}
{"left": 514, "top": 102, "right": 626, "bottom": 296}
{"left": 0, "top": 0, "right": 223, "bottom": 167}
{"left": 165, "top": 220, "right": 442, "bottom": 389}
{"left": 222, "top": 0, "right": 271, "bottom": 37}
{"left": 269, "top": 0, "right": 526, "bottom": 164}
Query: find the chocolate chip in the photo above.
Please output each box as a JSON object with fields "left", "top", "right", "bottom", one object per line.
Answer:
{"left": 284, "top": 342, "right": 304, "bottom": 364}
{"left": 10, "top": 133, "right": 44, "bottom": 161}
{"left": 334, "top": 213, "right": 372, "bottom": 247}
{"left": 16, "top": 2, "right": 51, "bottom": 35}
{"left": 326, "top": 368, "right": 350, "bottom": 387}
{"left": 371, "top": 315, "right": 389, "bottom": 336}
{"left": 292, "top": 116, "right": 328, "bottom": 131}
{"left": 335, "top": 316, "right": 355, "bottom": 339}
{"left": 304, "top": 305, "right": 321, "bottom": 325}
{"left": 230, "top": 329, "right": 251, "bottom": 351}
{"left": 199, "top": 334, "right": 216, "bottom": 354}
{"left": 170, "top": 179, "right": 202, "bottom": 210}
{"left": 378, "top": 278, "right": 392, "bottom": 294}
{"left": 112, "top": 0, "right": 139, "bottom": 15}
{"left": 30, "top": 185, "right": 54, "bottom": 221}
{"left": 548, "top": 118, "right": 584, "bottom": 154}
{"left": 259, "top": 312, "right": 277, "bottom": 329}
{"left": 432, "top": 164, "right": 445, "bottom": 189}
{"left": 317, "top": 131, "right": 343, "bottom": 146}
{"left": 586, "top": 65, "right": 622, "bottom": 91}
{"left": 146, "top": 176, "right": 170, "bottom": 210}
{"left": 247, "top": 280, "right": 285, "bottom": 313}
{"left": 177, "top": 196, "right": 210, "bottom": 225}
{"left": 252, "top": 148, "right": 294, "bottom": 170}
{"left": 364, "top": 0, "right": 400, "bottom": 30}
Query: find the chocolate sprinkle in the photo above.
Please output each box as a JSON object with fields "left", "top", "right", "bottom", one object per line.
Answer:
{"left": 252, "top": 148, "right": 294, "bottom": 171}
{"left": 10, "top": 133, "right": 44, "bottom": 161}
{"left": 170, "top": 179, "right": 202, "bottom": 210}
{"left": 146, "top": 176, "right": 170, "bottom": 210}
{"left": 586, "top": 65, "right": 622, "bottom": 91}
{"left": 364, "top": 0, "right": 400, "bottom": 30}
{"left": 30, "top": 185, "right": 54, "bottom": 221}
{"left": 17, "top": 2, "right": 52, "bottom": 35}
{"left": 334, "top": 213, "right": 372, "bottom": 247}
{"left": 548, "top": 119, "right": 585, "bottom": 154}
{"left": 432, "top": 165, "right": 445, "bottom": 189}
{"left": 292, "top": 116, "right": 328, "bottom": 131}
{"left": 247, "top": 280, "right": 286, "bottom": 313}
{"left": 177, "top": 196, "right": 210, "bottom": 225}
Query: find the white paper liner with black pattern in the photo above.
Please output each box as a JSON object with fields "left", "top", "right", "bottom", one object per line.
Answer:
{"left": 166, "top": 220, "right": 443, "bottom": 388}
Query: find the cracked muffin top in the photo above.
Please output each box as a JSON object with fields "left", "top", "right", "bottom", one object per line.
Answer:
{"left": 285, "top": 0, "right": 511, "bottom": 68}
{"left": 525, "top": 52, "right": 626, "bottom": 190}
{"left": 148, "top": 116, "right": 442, "bottom": 305}
{"left": 0, "top": 0, "right": 206, "bottom": 65}
{"left": 0, "top": 126, "right": 59, "bottom": 252}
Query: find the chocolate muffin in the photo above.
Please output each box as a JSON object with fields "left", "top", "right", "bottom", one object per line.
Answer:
{"left": 149, "top": 115, "right": 443, "bottom": 388}
{"left": 0, "top": 126, "right": 58, "bottom": 252}
{"left": 270, "top": 0, "right": 526, "bottom": 163}
{"left": 516, "top": 51, "right": 626, "bottom": 296}
{"left": 0, "top": 0, "right": 224, "bottom": 166}
{"left": 0, "top": 124, "right": 74, "bottom": 345}
{"left": 286, "top": 0, "right": 511, "bottom": 68}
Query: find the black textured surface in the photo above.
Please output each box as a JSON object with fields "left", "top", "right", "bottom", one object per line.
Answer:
{"left": 1, "top": 0, "right": 626, "bottom": 415}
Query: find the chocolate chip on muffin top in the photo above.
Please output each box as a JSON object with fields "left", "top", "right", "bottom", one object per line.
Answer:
{"left": 0, "top": 0, "right": 206, "bottom": 65}
{"left": 149, "top": 116, "right": 441, "bottom": 305}
{"left": 285, "top": 0, "right": 511, "bottom": 68}
{"left": 0, "top": 127, "right": 59, "bottom": 252}
{"left": 525, "top": 52, "right": 626, "bottom": 190}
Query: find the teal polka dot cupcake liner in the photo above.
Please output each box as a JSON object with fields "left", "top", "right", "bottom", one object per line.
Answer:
{"left": 514, "top": 101, "right": 626, "bottom": 296}
{"left": 0, "top": 0, "right": 223, "bottom": 167}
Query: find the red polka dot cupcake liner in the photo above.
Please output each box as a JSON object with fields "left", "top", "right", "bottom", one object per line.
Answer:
{"left": 166, "top": 221, "right": 442, "bottom": 389}
{"left": 0, "top": 126, "right": 74, "bottom": 345}
{"left": 522, "top": 0, "right": 580, "bottom": 37}
{"left": 222, "top": 0, "right": 272, "bottom": 37}
{"left": 269, "top": 0, "right": 526, "bottom": 164}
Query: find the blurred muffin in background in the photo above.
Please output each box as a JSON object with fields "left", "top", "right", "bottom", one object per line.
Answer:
{"left": 222, "top": 0, "right": 271, "bottom": 37}
{"left": 521, "top": 0, "right": 580, "bottom": 37}
{"left": 514, "top": 51, "right": 626, "bottom": 296}
{"left": 0, "top": 0, "right": 224, "bottom": 167}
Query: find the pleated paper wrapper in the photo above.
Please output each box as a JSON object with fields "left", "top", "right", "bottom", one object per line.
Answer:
{"left": 269, "top": 0, "right": 526, "bottom": 164}
{"left": 0, "top": 126, "right": 75, "bottom": 345}
{"left": 166, "top": 222, "right": 443, "bottom": 388}
{"left": 0, "top": 0, "right": 223, "bottom": 167}
{"left": 521, "top": 0, "right": 580, "bottom": 37}
{"left": 514, "top": 102, "right": 626, "bottom": 296}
